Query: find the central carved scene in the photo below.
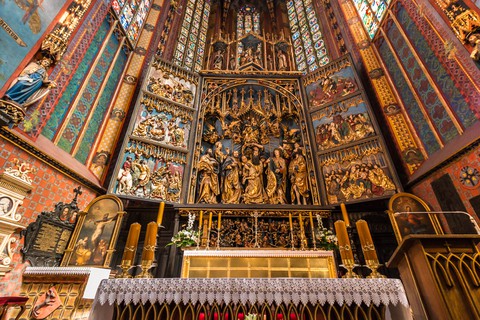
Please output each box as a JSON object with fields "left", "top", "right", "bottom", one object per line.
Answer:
{"left": 188, "top": 78, "right": 319, "bottom": 205}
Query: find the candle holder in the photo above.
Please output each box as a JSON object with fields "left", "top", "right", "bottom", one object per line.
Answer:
{"left": 365, "top": 260, "right": 386, "bottom": 278}
{"left": 340, "top": 259, "right": 360, "bottom": 278}
{"left": 135, "top": 259, "right": 154, "bottom": 278}
{"left": 117, "top": 259, "right": 134, "bottom": 278}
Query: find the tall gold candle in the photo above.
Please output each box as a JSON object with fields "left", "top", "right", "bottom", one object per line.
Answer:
{"left": 334, "top": 220, "right": 354, "bottom": 262}
{"left": 309, "top": 212, "right": 314, "bottom": 229}
{"left": 157, "top": 202, "right": 165, "bottom": 225}
{"left": 208, "top": 211, "right": 213, "bottom": 231}
{"left": 198, "top": 210, "right": 203, "bottom": 231}
{"left": 288, "top": 213, "right": 293, "bottom": 231}
{"left": 340, "top": 203, "right": 350, "bottom": 226}
{"left": 298, "top": 213, "right": 303, "bottom": 230}
{"left": 141, "top": 222, "right": 158, "bottom": 261}
{"left": 356, "top": 219, "right": 378, "bottom": 261}
{"left": 122, "top": 223, "right": 141, "bottom": 262}
{"left": 217, "top": 213, "right": 222, "bottom": 230}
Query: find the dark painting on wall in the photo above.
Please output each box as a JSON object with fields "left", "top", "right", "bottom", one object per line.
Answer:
{"left": 431, "top": 174, "right": 477, "bottom": 234}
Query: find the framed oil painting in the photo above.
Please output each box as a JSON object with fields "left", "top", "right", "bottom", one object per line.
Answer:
{"left": 61, "top": 195, "right": 125, "bottom": 268}
{"left": 387, "top": 192, "right": 441, "bottom": 243}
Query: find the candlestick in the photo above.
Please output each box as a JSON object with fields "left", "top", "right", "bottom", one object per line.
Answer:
{"left": 122, "top": 223, "right": 141, "bottom": 263}
{"left": 340, "top": 203, "right": 350, "bottom": 226}
{"left": 288, "top": 213, "right": 295, "bottom": 249}
{"left": 206, "top": 211, "right": 213, "bottom": 249}
{"left": 157, "top": 202, "right": 165, "bottom": 226}
{"left": 334, "top": 220, "right": 354, "bottom": 262}
{"left": 310, "top": 212, "right": 317, "bottom": 250}
{"left": 135, "top": 259, "right": 154, "bottom": 278}
{"left": 208, "top": 211, "right": 213, "bottom": 230}
{"left": 198, "top": 210, "right": 203, "bottom": 231}
{"left": 299, "top": 214, "right": 306, "bottom": 250}
{"left": 356, "top": 219, "right": 378, "bottom": 261}
{"left": 217, "top": 213, "right": 222, "bottom": 230}
{"left": 117, "top": 259, "right": 134, "bottom": 278}
{"left": 141, "top": 222, "right": 158, "bottom": 261}
{"left": 365, "top": 259, "right": 386, "bottom": 278}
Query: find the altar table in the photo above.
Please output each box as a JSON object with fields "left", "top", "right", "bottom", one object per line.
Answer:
{"left": 89, "top": 278, "right": 412, "bottom": 320}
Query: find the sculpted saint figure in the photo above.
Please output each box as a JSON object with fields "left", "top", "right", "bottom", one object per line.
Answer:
{"left": 288, "top": 150, "right": 310, "bottom": 204}
{"left": 213, "top": 49, "right": 224, "bottom": 69}
{"left": 222, "top": 150, "right": 242, "bottom": 204}
{"left": 277, "top": 50, "right": 288, "bottom": 71}
{"left": 4, "top": 57, "right": 56, "bottom": 106}
{"left": 242, "top": 147, "right": 267, "bottom": 204}
{"left": 368, "top": 165, "right": 396, "bottom": 192}
{"left": 132, "top": 159, "right": 151, "bottom": 195}
{"left": 265, "top": 148, "right": 287, "bottom": 204}
{"left": 197, "top": 149, "right": 220, "bottom": 203}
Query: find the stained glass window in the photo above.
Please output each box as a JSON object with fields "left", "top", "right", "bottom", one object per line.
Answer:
{"left": 352, "top": 0, "right": 390, "bottom": 38}
{"left": 112, "top": 0, "right": 152, "bottom": 44}
{"left": 174, "top": 0, "right": 211, "bottom": 72}
{"left": 237, "top": 5, "right": 260, "bottom": 37}
{"left": 286, "top": 0, "right": 329, "bottom": 73}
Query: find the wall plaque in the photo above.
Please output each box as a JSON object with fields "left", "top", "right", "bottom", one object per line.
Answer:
{"left": 21, "top": 188, "right": 82, "bottom": 267}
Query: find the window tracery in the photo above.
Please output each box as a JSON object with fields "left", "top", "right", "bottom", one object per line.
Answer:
{"left": 351, "top": 0, "right": 391, "bottom": 38}
{"left": 112, "top": 0, "right": 152, "bottom": 44}
{"left": 286, "top": 0, "right": 329, "bottom": 73}
{"left": 173, "top": 0, "right": 211, "bottom": 72}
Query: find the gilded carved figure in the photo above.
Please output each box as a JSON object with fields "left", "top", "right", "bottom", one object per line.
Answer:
{"left": 197, "top": 149, "right": 220, "bottom": 203}
{"left": 242, "top": 147, "right": 267, "bottom": 204}
{"left": 222, "top": 150, "right": 242, "bottom": 203}
{"left": 266, "top": 148, "right": 287, "bottom": 204}
{"left": 195, "top": 81, "right": 315, "bottom": 205}
{"left": 289, "top": 150, "right": 310, "bottom": 204}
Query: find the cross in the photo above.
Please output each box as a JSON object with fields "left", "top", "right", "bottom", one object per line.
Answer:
{"left": 73, "top": 186, "right": 83, "bottom": 202}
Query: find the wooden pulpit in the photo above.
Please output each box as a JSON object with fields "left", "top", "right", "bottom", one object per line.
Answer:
{"left": 387, "top": 234, "right": 480, "bottom": 320}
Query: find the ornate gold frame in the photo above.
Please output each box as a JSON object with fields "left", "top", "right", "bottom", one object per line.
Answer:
{"left": 387, "top": 192, "right": 442, "bottom": 243}
{"left": 61, "top": 195, "right": 126, "bottom": 268}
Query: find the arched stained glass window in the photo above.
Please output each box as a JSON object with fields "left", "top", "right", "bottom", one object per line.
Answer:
{"left": 352, "top": 0, "right": 391, "bottom": 38}
{"left": 111, "top": 0, "right": 152, "bottom": 44}
{"left": 286, "top": 0, "right": 329, "bottom": 73}
{"left": 237, "top": 5, "right": 261, "bottom": 37}
{"left": 173, "top": 0, "right": 211, "bottom": 71}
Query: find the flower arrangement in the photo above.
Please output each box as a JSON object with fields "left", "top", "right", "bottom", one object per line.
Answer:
{"left": 245, "top": 314, "right": 257, "bottom": 320}
{"left": 167, "top": 213, "right": 200, "bottom": 248}
{"left": 315, "top": 215, "right": 338, "bottom": 250}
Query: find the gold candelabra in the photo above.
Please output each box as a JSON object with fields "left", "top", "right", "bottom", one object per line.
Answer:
{"left": 117, "top": 259, "right": 134, "bottom": 278}
{"left": 135, "top": 259, "right": 154, "bottom": 278}
{"left": 366, "top": 259, "right": 386, "bottom": 278}
{"left": 340, "top": 258, "right": 360, "bottom": 278}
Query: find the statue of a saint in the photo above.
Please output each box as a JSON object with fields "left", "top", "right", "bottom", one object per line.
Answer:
{"left": 265, "top": 148, "right": 287, "bottom": 204}
{"left": 242, "top": 147, "right": 267, "bottom": 204}
{"left": 288, "top": 150, "right": 309, "bottom": 204}
{"left": 277, "top": 50, "right": 288, "bottom": 71}
{"left": 469, "top": 34, "right": 480, "bottom": 60}
{"left": 4, "top": 57, "right": 56, "bottom": 107}
{"left": 213, "top": 49, "right": 224, "bottom": 70}
{"left": 243, "top": 118, "right": 260, "bottom": 144}
{"left": 197, "top": 149, "right": 220, "bottom": 203}
{"left": 221, "top": 150, "right": 242, "bottom": 204}
{"left": 229, "top": 55, "right": 236, "bottom": 70}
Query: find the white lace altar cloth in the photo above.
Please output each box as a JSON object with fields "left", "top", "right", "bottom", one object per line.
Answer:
{"left": 94, "top": 278, "right": 409, "bottom": 307}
